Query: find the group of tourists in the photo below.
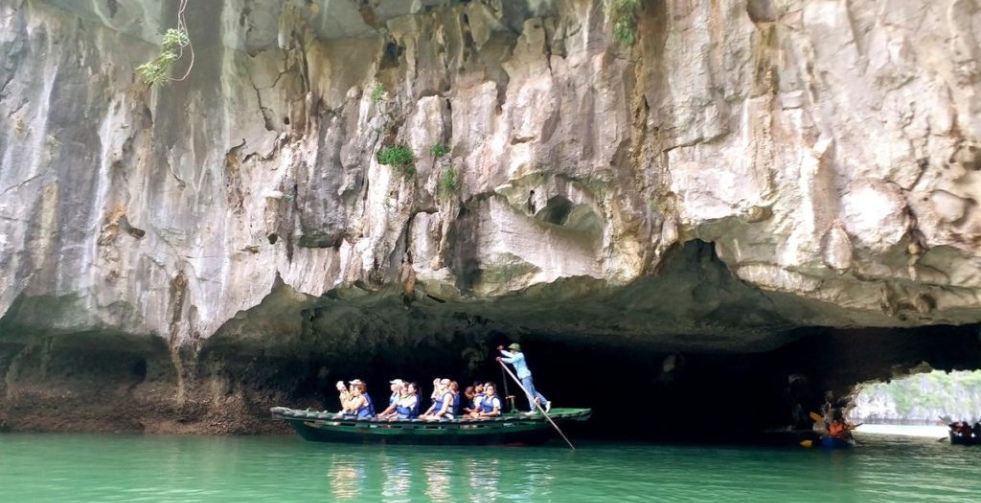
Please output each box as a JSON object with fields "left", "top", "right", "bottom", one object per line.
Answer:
{"left": 948, "top": 420, "right": 981, "bottom": 441}
{"left": 331, "top": 343, "right": 550, "bottom": 421}
{"left": 333, "top": 378, "right": 504, "bottom": 421}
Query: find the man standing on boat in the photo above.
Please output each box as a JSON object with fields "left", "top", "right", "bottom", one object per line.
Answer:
{"left": 497, "top": 343, "right": 551, "bottom": 413}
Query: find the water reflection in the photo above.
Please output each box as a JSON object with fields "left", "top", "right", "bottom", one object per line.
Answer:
{"left": 326, "top": 454, "right": 365, "bottom": 501}
{"left": 381, "top": 455, "right": 411, "bottom": 503}
{"left": 7, "top": 435, "right": 981, "bottom": 502}
{"left": 320, "top": 449, "right": 554, "bottom": 502}
{"left": 466, "top": 457, "right": 499, "bottom": 502}
{"left": 423, "top": 459, "right": 454, "bottom": 502}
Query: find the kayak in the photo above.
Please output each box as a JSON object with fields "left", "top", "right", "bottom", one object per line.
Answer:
{"left": 821, "top": 436, "right": 853, "bottom": 449}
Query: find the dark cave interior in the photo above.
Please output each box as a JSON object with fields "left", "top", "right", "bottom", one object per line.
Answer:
{"left": 6, "top": 322, "right": 980, "bottom": 441}
{"left": 2, "top": 240, "right": 981, "bottom": 440}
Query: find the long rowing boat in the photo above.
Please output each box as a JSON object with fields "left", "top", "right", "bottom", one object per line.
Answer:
{"left": 270, "top": 406, "right": 592, "bottom": 446}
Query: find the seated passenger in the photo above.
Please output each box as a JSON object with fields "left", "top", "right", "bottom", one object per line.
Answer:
{"left": 377, "top": 379, "right": 404, "bottom": 419}
{"left": 957, "top": 421, "right": 973, "bottom": 439}
{"left": 472, "top": 382, "right": 485, "bottom": 412}
{"left": 421, "top": 379, "right": 455, "bottom": 421}
{"left": 462, "top": 386, "right": 477, "bottom": 415}
{"left": 335, "top": 381, "right": 349, "bottom": 411}
{"left": 449, "top": 381, "right": 461, "bottom": 416}
{"left": 421, "top": 379, "right": 445, "bottom": 417}
{"left": 429, "top": 377, "right": 442, "bottom": 403}
{"left": 396, "top": 382, "right": 420, "bottom": 419}
{"left": 827, "top": 409, "right": 851, "bottom": 440}
{"left": 339, "top": 381, "right": 374, "bottom": 419}
{"left": 471, "top": 382, "right": 502, "bottom": 418}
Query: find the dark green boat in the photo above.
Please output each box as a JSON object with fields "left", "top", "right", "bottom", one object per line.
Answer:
{"left": 270, "top": 406, "right": 592, "bottom": 446}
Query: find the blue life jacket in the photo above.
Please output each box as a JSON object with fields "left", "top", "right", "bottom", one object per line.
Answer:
{"left": 480, "top": 394, "right": 501, "bottom": 414}
{"left": 435, "top": 392, "right": 454, "bottom": 418}
{"left": 396, "top": 394, "right": 419, "bottom": 419}
{"left": 356, "top": 394, "right": 375, "bottom": 418}
{"left": 451, "top": 392, "right": 460, "bottom": 415}
{"left": 411, "top": 394, "right": 421, "bottom": 417}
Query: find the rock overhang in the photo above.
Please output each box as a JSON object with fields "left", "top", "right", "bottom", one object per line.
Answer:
{"left": 2, "top": 0, "right": 981, "bottom": 365}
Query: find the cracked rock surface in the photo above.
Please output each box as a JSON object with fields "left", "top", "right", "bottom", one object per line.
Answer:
{"left": 2, "top": 0, "right": 981, "bottom": 361}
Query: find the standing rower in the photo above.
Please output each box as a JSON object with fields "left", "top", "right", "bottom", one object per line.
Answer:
{"left": 497, "top": 343, "right": 551, "bottom": 413}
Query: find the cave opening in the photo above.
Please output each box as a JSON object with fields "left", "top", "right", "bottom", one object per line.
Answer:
{"left": 194, "top": 321, "right": 981, "bottom": 443}
{"left": 2, "top": 319, "right": 980, "bottom": 440}
{"left": 3, "top": 243, "right": 981, "bottom": 442}
{"left": 849, "top": 369, "right": 981, "bottom": 425}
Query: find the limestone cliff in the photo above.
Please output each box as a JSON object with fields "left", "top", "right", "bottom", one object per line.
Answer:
{"left": 2, "top": 0, "right": 981, "bottom": 433}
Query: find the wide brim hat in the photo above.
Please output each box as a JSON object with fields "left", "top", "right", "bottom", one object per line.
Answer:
{"left": 507, "top": 343, "right": 521, "bottom": 351}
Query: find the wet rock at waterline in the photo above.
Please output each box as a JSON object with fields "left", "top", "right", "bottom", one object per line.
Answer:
{"left": 2, "top": 0, "right": 981, "bottom": 434}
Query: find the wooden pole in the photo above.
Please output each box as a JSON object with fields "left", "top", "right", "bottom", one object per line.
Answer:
{"left": 498, "top": 360, "right": 576, "bottom": 450}
{"left": 500, "top": 365, "right": 511, "bottom": 412}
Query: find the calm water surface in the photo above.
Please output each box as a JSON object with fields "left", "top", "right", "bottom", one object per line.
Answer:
{"left": 1, "top": 433, "right": 977, "bottom": 502}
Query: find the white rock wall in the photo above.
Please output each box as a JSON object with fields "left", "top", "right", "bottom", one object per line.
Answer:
{"left": 2, "top": 0, "right": 981, "bottom": 348}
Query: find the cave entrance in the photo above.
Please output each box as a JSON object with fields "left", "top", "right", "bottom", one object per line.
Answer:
{"left": 849, "top": 369, "right": 981, "bottom": 425}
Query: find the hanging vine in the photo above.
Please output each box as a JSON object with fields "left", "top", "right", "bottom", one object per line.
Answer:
{"left": 136, "top": 0, "right": 195, "bottom": 86}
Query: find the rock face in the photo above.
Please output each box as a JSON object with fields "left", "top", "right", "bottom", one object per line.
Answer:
{"left": 2, "top": 0, "right": 981, "bottom": 433}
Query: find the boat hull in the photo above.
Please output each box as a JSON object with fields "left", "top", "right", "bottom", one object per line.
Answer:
{"left": 272, "top": 407, "right": 591, "bottom": 446}
{"left": 821, "top": 436, "right": 853, "bottom": 449}
{"left": 949, "top": 433, "right": 979, "bottom": 446}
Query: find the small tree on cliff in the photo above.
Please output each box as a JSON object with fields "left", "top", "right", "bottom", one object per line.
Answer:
{"left": 137, "top": 0, "right": 195, "bottom": 86}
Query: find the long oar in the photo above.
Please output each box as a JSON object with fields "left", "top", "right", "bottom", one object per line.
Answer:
{"left": 498, "top": 360, "right": 576, "bottom": 450}
{"left": 500, "top": 365, "right": 511, "bottom": 413}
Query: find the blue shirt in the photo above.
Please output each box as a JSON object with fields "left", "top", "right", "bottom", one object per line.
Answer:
{"left": 500, "top": 350, "right": 532, "bottom": 379}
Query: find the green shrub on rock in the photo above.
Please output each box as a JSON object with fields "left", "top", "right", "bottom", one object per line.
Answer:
{"left": 377, "top": 145, "right": 415, "bottom": 178}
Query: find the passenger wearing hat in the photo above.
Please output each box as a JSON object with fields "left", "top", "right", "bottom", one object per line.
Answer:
{"left": 396, "top": 382, "right": 420, "bottom": 419}
{"left": 377, "top": 379, "right": 405, "bottom": 419}
{"left": 497, "top": 343, "right": 551, "bottom": 413}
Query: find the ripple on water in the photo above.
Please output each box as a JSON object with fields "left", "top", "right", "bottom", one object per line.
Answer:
{"left": 1, "top": 434, "right": 979, "bottom": 502}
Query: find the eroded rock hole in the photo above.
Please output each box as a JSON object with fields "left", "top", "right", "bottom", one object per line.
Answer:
{"left": 541, "top": 196, "right": 572, "bottom": 225}
{"left": 746, "top": 0, "right": 776, "bottom": 23}
{"left": 132, "top": 358, "right": 147, "bottom": 382}
{"left": 381, "top": 42, "right": 403, "bottom": 69}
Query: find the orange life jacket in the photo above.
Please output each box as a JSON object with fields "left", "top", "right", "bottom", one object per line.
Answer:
{"left": 829, "top": 422, "right": 846, "bottom": 438}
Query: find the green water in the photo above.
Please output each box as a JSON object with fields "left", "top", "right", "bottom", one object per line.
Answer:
{"left": 1, "top": 433, "right": 976, "bottom": 502}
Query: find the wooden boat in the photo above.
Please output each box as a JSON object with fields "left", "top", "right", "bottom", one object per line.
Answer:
{"left": 949, "top": 432, "right": 980, "bottom": 446}
{"left": 270, "top": 406, "right": 592, "bottom": 445}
